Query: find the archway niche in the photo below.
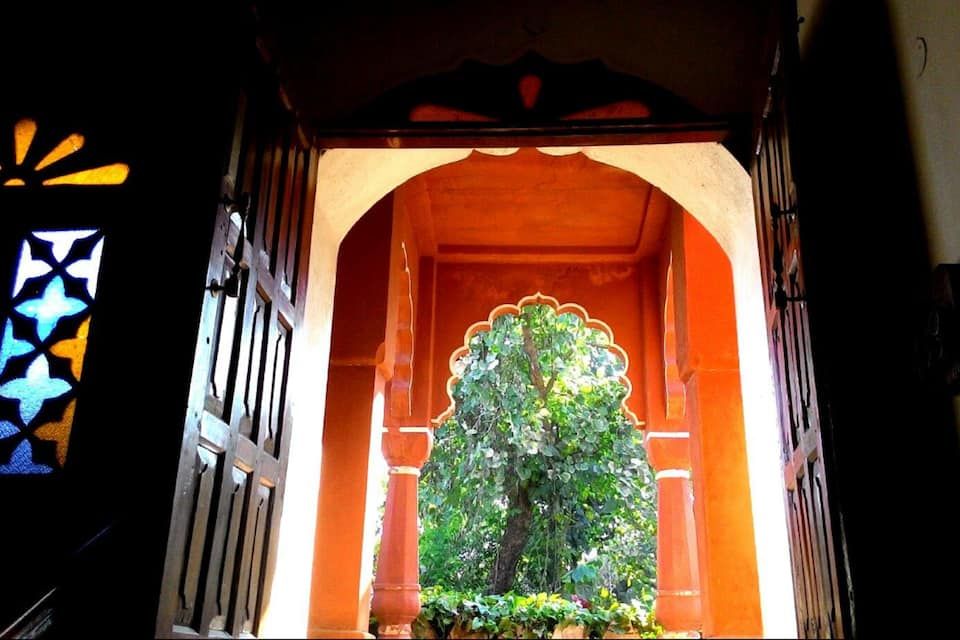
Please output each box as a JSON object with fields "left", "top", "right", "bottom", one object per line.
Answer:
{"left": 434, "top": 291, "right": 639, "bottom": 428}
{"left": 259, "top": 145, "right": 796, "bottom": 640}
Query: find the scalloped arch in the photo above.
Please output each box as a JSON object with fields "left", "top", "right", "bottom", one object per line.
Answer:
{"left": 432, "top": 291, "right": 639, "bottom": 428}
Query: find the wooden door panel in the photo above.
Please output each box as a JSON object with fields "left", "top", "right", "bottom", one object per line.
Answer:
{"left": 157, "top": 60, "right": 319, "bottom": 637}
{"left": 264, "top": 317, "right": 291, "bottom": 457}
{"left": 271, "top": 143, "right": 298, "bottom": 277}
{"left": 240, "top": 289, "right": 270, "bottom": 441}
{"left": 242, "top": 482, "right": 274, "bottom": 634}
{"left": 207, "top": 256, "right": 246, "bottom": 420}
{"left": 751, "top": 3, "right": 847, "bottom": 636}
{"left": 281, "top": 149, "right": 308, "bottom": 302}
{"left": 206, "top": 465, "right": 251, "bottom": 632}
{"left": 173, "top": 444, "right": 222, "bottom": 631}
{"left": 258, "top": 130, "right": 286, "bottom": 276}
{"left": 254, "top": 290, "right": 277, "bottom": 449}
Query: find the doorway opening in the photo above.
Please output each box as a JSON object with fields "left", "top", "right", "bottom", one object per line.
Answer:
{"left": 291, "top": 145, "right": 794, "bottom": 639}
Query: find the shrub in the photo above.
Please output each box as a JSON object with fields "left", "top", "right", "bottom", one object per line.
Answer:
{"left": 408, "top": 586, "right": 663, "bottom": 639}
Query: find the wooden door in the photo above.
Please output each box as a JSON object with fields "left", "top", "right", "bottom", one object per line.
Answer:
{"left": 750, "top": 3, "right": 848, "bottom": 638}
{"left": 155, "top": 68, "right": 318, "bottom": 638}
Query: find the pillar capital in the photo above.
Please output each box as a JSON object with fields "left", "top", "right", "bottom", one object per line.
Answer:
{"left": 644, "top": 431, "right": 691, "bottom": 472}
{"left": 381, "top": 427, "right": 433, "bottom": 469}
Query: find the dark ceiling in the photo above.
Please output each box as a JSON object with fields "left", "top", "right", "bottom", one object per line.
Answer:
{"left": 254, "top": 0, "right": 770, "bottom": 124}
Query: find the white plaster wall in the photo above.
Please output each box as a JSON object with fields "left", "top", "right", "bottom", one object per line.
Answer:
{"left": 798, "top": 0, "right": 960, "bottom": 453}
{"left": 799, "top": 0, "right": 960, "bottom": 266}
{"left": 886, "top": 0, "right": 960, "bottom": 266}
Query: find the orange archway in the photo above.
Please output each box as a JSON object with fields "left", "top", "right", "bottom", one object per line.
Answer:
{"left": 264, "top": 144, "right": 795, "bottom": 639}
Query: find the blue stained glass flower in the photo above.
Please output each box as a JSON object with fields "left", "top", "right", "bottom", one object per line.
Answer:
{"left": 64, "top": 238, "right": 104, "bottom": 297}
{"left": 0, "top": 420, "right": 19, "bottom": 439}
{"left": 0, "top": 320, "right": 34, "bottom": 377}
{"left": 12, "top": 240, "right": 53, "bottom": 297}
{"left": 14, "top": 276, "right": 87, "bottom": 341}
{"left": 0, "top": 354, "right": 72, "bottom": 425}
{"left": 33, "top": 230, "right": 96, "bottom": 263}
{"left": 0, "top": 440, "right": 52, "bottom": 475}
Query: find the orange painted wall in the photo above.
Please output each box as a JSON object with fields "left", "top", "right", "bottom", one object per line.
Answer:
{"left": 668, "top": 209, "right": 762, "bottom": 637}
{"left": 428, "top": 260, "right": 648, "bottom": 425}
{"left": 310, "top": 194, "right": 394, "bottom": 638}
{"left": 329, "top": 195, "right": 394, "bottom": 364}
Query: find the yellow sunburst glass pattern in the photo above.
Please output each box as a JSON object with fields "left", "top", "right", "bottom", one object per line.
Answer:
{"left": 2, "top": 118, "right": 129, "bottom": 187}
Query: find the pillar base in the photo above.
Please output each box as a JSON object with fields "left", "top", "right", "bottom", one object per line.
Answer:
{"left": 378, "top": 622, "right": 413, "bottom": 638}
{"left": 655, "top": 590, "right": 702, "bottom": 632}
{"left": 307, "top": 629, "right": 375, "bottom": 639}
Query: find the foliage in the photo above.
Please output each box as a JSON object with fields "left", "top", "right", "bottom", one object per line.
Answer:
{"left": 412, "top": 586, "right": 664, "bottom": 639}
{"left": 419, "top": 304, "right": 657, "bottom": 604}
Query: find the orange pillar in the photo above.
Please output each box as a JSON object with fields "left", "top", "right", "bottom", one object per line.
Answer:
{"left": 674, "top": 212, "right": 762, "bottom": 637}
{"left": 646, "top": 431, "right": 702, "bottom": 633}
{"left": 309, "top": 366, "right": 385, "bottom": 638}
{"left": 371, "top": 427, "right": 433, "bottom": 639}
{"left": 641, "top": 259, "right": 702, "bottom": 634}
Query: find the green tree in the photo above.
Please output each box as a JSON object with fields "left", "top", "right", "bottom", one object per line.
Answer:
{"left": 419, "top": 304, "right": 656, "bottom": 604}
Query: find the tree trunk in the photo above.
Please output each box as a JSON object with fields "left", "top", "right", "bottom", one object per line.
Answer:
{"left": 488, "top": 315, "right": 553, "bottom": 593}
{"left": 490, "top": 486, "right": 534, "bottom": 593}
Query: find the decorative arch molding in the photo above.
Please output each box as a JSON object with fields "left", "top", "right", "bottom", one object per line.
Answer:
{"left": 308, "top": 52, "right": 734, "bottom": 149}
{"left": 329, "top": 52, "right": 704, "bottom": 128}
{"left": 432, "top": 291, "right": 640, "bottom": 429}
{"left": 388, "top": 242, "right": 415, "bottom": 420}
{"left": 663, "top": 255, "right": 685, "bottom": 421}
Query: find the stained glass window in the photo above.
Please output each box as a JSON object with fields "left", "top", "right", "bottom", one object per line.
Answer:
{"left": 1, "top": 118, "right": 129, "bottom": 188}
{"left": 0, "top": 230, "right": 104, "bottom": 474}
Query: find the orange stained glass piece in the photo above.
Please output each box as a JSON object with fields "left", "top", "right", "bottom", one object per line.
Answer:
{"left": 33, "top": 399, "right": 76, "bottom": 467}
{"left": 3, "top": 178, "right": 26, "bottom": 186}
{"left": 49, "top": 317, "right": 90, "bottom": 380}
{"left": 14, "top": 119, "right": 37, "bottom": 165}
{"left": 42, "top": 163, "right": 130, "bottom": 186}
{"left": 34, "top": 133, "right": 85, "bottom": 171}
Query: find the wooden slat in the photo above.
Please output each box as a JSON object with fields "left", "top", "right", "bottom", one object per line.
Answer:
{"left": 239, "top": 291, "right": 269, "bottom": 441}
{"left": 254, "top": 296, "right": 280, "bottom": 450}
{"left": 241, "top": 484, "right": 273, "bottom": 634}
{"left": 259, "top": 125, "right": 288, "bottom": 273}
{"left": 235, "top": 436, "right": 257, "bottom": 471}
{"left": 259, "top": 455, "right": 279, "bottom": 486}
{"left": 273, "top": 138, "right": 298, "bottom": 276}
{"left": 280, "top": 148, "right": 307, "bottom": 301}
{"left": 292, "top": 148, "right": 319, "bottom": 308}
{"left": 175, "top": 446, "right": 220, "bottom": 629}
{"left": 207, "top": 467, "right": 250, "bottom": 632}
{"left": 228, "top": 472, "right": 258, "bottom": 638}
{"left": 199, "top": 413, "right": 231, "bottom": 452}
{"left": 254, "top": 131, "right": 283, "bottom": 268}
{"left": 263, "top": 320, "right": 290, "bottom": 457}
